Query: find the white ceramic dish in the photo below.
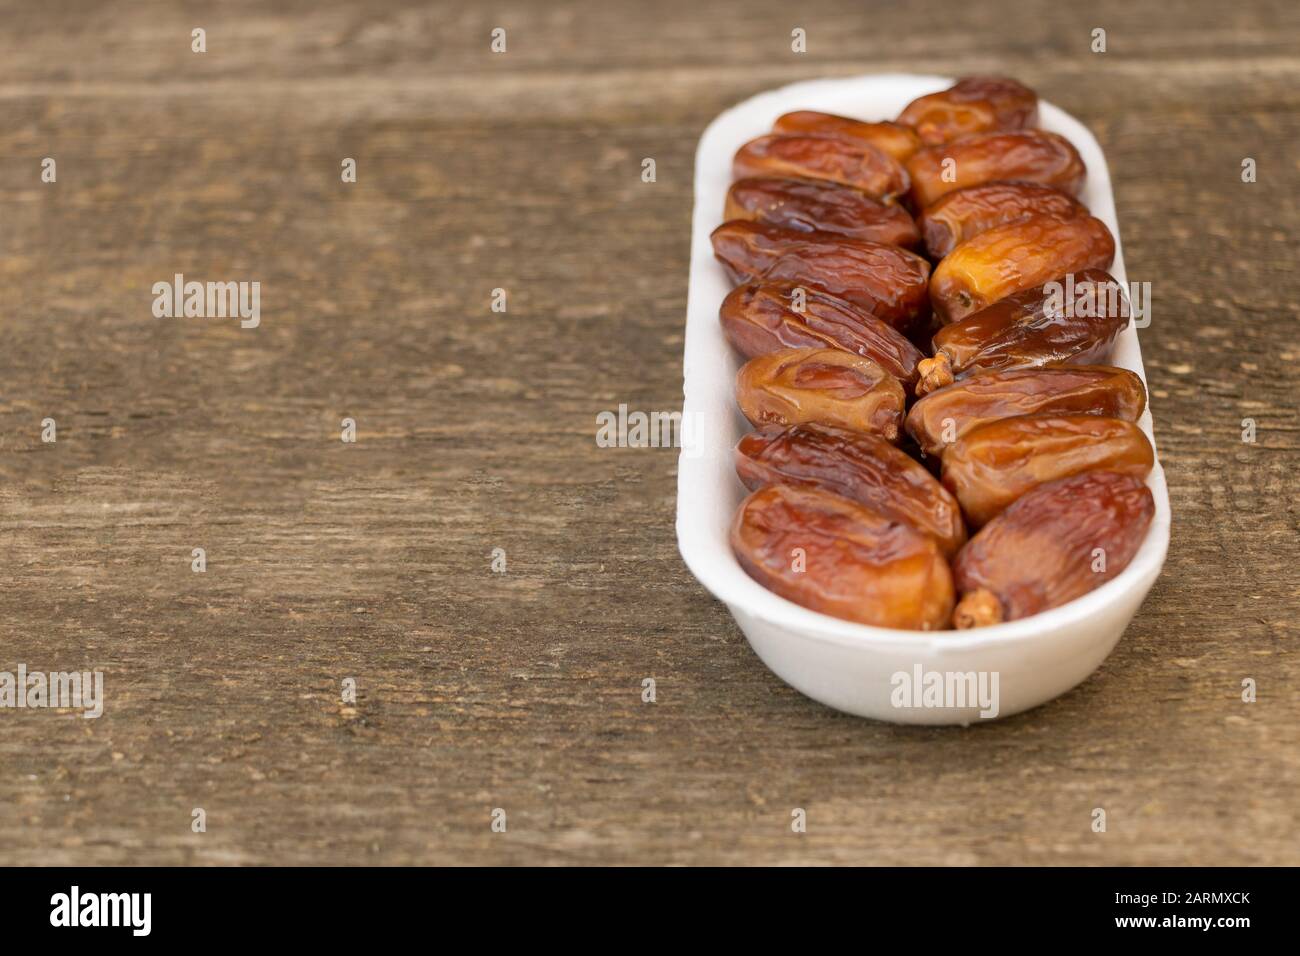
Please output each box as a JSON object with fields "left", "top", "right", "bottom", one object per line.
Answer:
{"left": 676, "top": 73, "right": 1170, "bottom": 724}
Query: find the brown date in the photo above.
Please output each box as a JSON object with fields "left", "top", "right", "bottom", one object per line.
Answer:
{"left": 710, "top": 220, "right": 932, "bottom": 331}
{"left": 952, "top": 471, "right": 1155, "bottom": 628}
{"left": 896, "top": 76, "right": 1038, "bottom": 146}
{"left": 940, "top": 414, "right": 1154, "bottom": 527}
{"left": 905, "top": 365, "right": 1147, "bottom": 456}
{"left": 725, "top": 177, "right": 922, "bottom": 248}
{"left": 720, "top": 281, "right": 924, "bottom": 387}
{"left": 736, "top": 423, "right": 967, "bottom": 555}
{"left": 929, "top": 214, "right": 1115, "bottom": 324}
{"left": 905, "top": 130, "right": 1085, "bottom": 209}
{"left": 772, "top": 111, "right": 923, "bottom": 162}
{"left": 731, "top": 483, "right": 955, "bottom": 630}
{"left": 915, "top": 269, "right": 1130, "bottom": 396}
{"left": 735, "top": 348, "right": 906, "bottom": 441}
{"left": 733, "top": 133, "right": 909, "bottom": 201}
{"left": 918, "top": 181, "right": 1088, "bottom": 258}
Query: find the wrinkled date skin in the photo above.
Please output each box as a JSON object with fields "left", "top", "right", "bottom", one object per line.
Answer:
{"left": 941, "top": 414, "right": 1154, "bottom": 527}
{"left": 735, "top": 347, "right": 906, "bottom": 441}
{"left": 918, "top": 181, "right": 1088, "bottom": 258}
{"left": 896, "top": 76, "right": 1039, "bottom": 146}
{"left": 731, "top": 483, "right": 955, "bottom": 629}
{"left": 720, "top": 281, "right": 924, "bottom": 387}
{"left": 772, "top": 111, "right": 923, "bottom": 162}
{"left": 905, "top": 130, "right": 1086, "bottom": 209}
{"left": 952, "top": 471, "right": 1155, "bottom": 627}
{"left": 915, "top": 269, "right": 1130, "bottom": 395}
{"left": 736, "top": 423, "right": 967, "bottom": 555}
{"left": 905, "top": 365, "right": 1147, "bottom": 456}
{"left": 710, "top": 220, "right": 932, "bottom": 331}
{"left": 929, "top": 214, "right": 1115, "bottom": 325}
{"left": 733, "top": 133, "right": 909, "bottom": 202}
{"left": 725, "top": 177, "right": 922, "bottom": 248}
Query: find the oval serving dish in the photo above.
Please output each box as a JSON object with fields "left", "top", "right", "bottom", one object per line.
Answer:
{"left": 676, "top": 73, "right": 1170, "bottom": 724}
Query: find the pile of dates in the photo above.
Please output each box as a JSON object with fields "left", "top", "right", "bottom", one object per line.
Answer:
{"left": 715, "top": 77, "right": 1156, "bottom": 631}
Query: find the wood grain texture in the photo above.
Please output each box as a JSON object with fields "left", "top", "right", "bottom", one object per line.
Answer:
{"left": 0, "top": 0, "right": 1297, "bottom": 866}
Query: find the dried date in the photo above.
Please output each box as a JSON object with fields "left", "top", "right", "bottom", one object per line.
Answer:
{"left": 735, "top": 347, "right": 906, "bottom": 441}
{"left": 772, "top": 111, "right": 923, "bottom": 162}
{"left": 725, "top": 176, "right": 921, "bottom": 248}
{"left": 710, "top": 220, "right": 932, "bottom": 331}
{"left": 940, "top": 414, "right": 1154, "bottom": 527}
{"left": 905, "top": 365, "right": 1146, "bottom": 456}
{"left": 733, "top": 133, "right": 909, "bottom": 201}
{"left": 905, "top": 130, "right": 1085, "bottom": 209}
{"left": 952, "top": 471, "right": 1155, "bottom": 627}
{"left": 929, "top": 214, "right": 1115, "bottom": 324}
{"left": 720, "top": 281, "right": 925, "bottom": 386}
{"left": 736, "top": 423, "right": 966, "bottom": 555}
{"left": 731, "top": 483, "right": 955, "bottom": 629}
{"left": 896, "top": 76, "right": 1038, "bottom": 146}
{"left": 918, "top": 181, "right": 1088, "bottom": 258}
{"left": 915, "top": 269, "right": 1130, "bottom": 395}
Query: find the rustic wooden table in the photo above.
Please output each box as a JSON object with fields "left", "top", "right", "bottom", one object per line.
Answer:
{"left": 1, "top": 0, "right": 1296, "bottom": 866}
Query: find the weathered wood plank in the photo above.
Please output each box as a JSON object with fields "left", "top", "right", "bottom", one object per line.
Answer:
{"left": 0, "top": 0, "right": 1296, "bottom": 865}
